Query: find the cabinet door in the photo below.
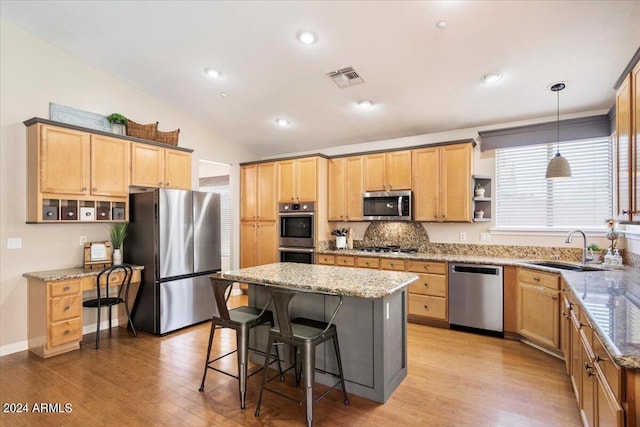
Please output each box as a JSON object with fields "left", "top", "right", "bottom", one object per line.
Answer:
{"left": 363, "top": 153, "right": 387, "bottom": 191}
{"left": 240, "top": 222, "right": 257, "bottom": 268}
{"left": 596, "top": 371, "right": 624, "bottom": 427}
{"left": 386, "top": 150, "right": 412, "bottom": 190}
{"left": 257, "top": 162, "right": 277, "bottom": 221}
{"left": 412, "top": 147, "right": 440, "bottom": 221}
{"left": 90, "top": 135, "right": 130, "bottom": 197}
{"left": 616, "top": 73, "right": 632, "bottom": 221}
{"left": 570, "top": 313, "right": 583, "bottom": 403}
{"left": 164, "top": 149, "right": 191, "bottom": 190}
{"left": 240, "top": 165, "right": 258, "bottom": 221}
{"left": 278, "top": 160, "right": 296, "bottom": 202}
{"left": 328, "top": 158, "right": 346, "bottom": 221}
{"left": 440, "top": 143, "right": 472, "bottom": 222}
{"left": 40, "top": 125, "right": 89, "bottom": 195}
{"left": 632, "top": 61, "right": 640, "bottom": 222}
{"left": 295, "top": 157, "right": 317, "bottom": 202}
{"left": 256, "top": 222, "right": 278, "bottom": 265}
{"left": 581, "top": 343, "right": 596, "bottom": 427}
{"left": 131, "top": 143, "right": 164, "bottom": 187}
{"left": 519, "top": 282, "right": 560, "bottom": 349}
{"left": 345, "top": 156, "right": 364, "bottom": 220}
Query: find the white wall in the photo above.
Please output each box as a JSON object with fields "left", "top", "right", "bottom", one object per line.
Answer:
{"left": 0, "top": 20, "right": 256, "bottom": 353}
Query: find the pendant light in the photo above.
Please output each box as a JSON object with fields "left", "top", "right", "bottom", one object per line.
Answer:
{"left": 546, "top": 82, "right": 571, "bottom": 179}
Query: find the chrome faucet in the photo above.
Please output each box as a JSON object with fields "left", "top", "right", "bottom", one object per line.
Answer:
{"left": 565, "top": 229, "right": 592, "bottom": 265}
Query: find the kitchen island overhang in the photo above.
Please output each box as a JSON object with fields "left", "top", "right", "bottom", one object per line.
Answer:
{"left": 215, "top": 262, "right": 418, "bottom": 403}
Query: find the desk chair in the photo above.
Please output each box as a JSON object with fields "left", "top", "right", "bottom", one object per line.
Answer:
{"left": 82, "top": 264, "right": 137, "bottom": 349}
{"left": 255, "top": 287, "right": 349, "bottom": 427}
{"left": 199, "top": 278, "right": 283, "bottom": 409}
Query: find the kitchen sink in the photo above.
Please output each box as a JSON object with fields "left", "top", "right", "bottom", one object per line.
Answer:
{"left": 525, "top": 261, "right": 605, "bottom": 272}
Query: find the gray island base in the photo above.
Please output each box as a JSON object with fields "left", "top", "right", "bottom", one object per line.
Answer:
{"left": 218, "top": 262, "right": 418, "bottom": 403}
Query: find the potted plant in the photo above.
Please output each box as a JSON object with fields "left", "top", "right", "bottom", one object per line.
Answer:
{"left": 474, "top": 209, "right": 485, "bottom": 219}
{"left": 109, "top": 223, "right": 127, "bottom": 265}
{"left": 587, "top": 243, "right": 601, "bottom": 263}
{"left": 107, "top": 113, "right": 128, "bottom": 135}
{"left": 474, "top": 183, "right": 485, "bottom": 198}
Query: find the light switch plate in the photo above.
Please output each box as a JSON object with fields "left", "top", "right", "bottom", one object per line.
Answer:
{"left": 7, "top": 238, "right": 22, "bottom": 249}
{"left": 459, "top": 232, "right": 466, "bottom": 242}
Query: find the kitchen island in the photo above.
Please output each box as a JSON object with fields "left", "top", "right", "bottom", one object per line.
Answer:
{"left": 217, "top": 262, "right": 418, "bottom": 402}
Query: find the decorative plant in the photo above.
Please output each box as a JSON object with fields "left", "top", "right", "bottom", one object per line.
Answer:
{"left": 604, "top": 218, "right": 619, "bottom": 251}
{"left": 107, "top": 113, "right": 128, "bottom": 125}
{"left": 331, "top": 229, "right": 348, "bottom": 237}
{"left": 587, "top": 243, "right": 601, "bottom": 252}
{"left": 109, "top": 223, "right": 128, "bottom": 250}
{"left": 475, "top": 183, "right": 484, "bottom": 190}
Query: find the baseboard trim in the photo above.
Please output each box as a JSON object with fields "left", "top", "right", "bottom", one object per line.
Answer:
{"left": 0, "top": 340, "right": 28, "bottom": 357}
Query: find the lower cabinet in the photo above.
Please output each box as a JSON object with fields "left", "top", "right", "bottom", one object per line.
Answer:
{"left": 517, "top": 268, "right": 561, "bottom": 352}
{"left": 406, "top": 260, "right": 448, "bottom": 323}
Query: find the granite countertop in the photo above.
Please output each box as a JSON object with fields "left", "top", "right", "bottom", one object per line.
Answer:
{"left": 320, "top": 248, "right": 640, "bottom": 369}
{"left": 220, "top": 262, "right": 418, "bottom": 298}
{"left": 23, "top": 265, "right": 144, "bottom": 281}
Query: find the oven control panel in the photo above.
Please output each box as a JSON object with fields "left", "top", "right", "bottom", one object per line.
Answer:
{"left": 279, "top": 202, "right": 315, "bottom": 212}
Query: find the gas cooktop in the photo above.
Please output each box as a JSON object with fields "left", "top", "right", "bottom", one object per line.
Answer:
{"left": 359, "top": 246, "right": 417, "bottom": 254}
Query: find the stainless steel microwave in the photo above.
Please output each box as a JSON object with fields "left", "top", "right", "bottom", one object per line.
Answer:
{"left": 362, "top": 191, "right": 412, "bottom": 221}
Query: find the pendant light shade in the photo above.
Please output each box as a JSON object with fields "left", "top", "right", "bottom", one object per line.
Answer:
{"left": 546, "top": 82, "right": 571, "bottom": 179}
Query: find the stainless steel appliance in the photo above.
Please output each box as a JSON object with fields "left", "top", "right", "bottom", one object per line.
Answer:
{"left": 448, "top": 263, "right": 503, "bottom": 335}
{"left": 125, "top": 189, "right": 221, "bottom": 335}
{"left": 362, "top": 191, "right": 412, "bottom": 221}
{"left": 279, "top": 202, "right": 315, "bottom": 263}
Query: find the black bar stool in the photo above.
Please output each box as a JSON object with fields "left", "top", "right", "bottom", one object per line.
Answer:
{"left": 199, "top": 277, "right": 283, "bottom": 409}
{"left": 255, "top": 287, "right": 349, "bottom": 427}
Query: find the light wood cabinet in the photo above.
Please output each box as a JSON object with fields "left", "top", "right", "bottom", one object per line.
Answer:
{"left": 240, "top": 221, "right": 278, "bottom": 268}
{"left": 412, "top": 143, "right": 472, "bottom": 222}
{"left": 278, "top": 157, "right": 318, "bottom": 202}
{"left": 363, "top": 150, "right": 412, "bottom": 191}
{"left": 615, "top": 59, "right": 640, "bottom": 222}
{"left": 407, "top": 261, "right": 448, "bottom": 323}
{"left": 91, "top": 134, "right": 131, "bottom": 197}
{"left": 38, "top": 125, "right": 90, "bottom": 195}
{"left": 328, "top": 156, "right": 363, "bottom": 221}
{"left": 241, "top": 162, "right": 277, "bottom": 221}
{"left": 316, "top": 254, "right": 336, "bottom": 265}
{"left": 517, "top": 268, "right": 561, "bottom": 352}
{"left": 131, "top": 142, "right": 191, "bottom": 190}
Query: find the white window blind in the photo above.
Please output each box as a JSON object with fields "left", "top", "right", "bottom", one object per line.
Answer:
{"left": 495, "top": 137, "right": 613, "bottom": 230}
{"left": 200, "top": 183, "right": 230, "bottom": 257}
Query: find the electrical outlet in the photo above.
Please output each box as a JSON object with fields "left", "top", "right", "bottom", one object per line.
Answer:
{"left": 459, "top": 232, "right": 466, "bottom": 242}
{"left": 481, "top": 232, "right": 491, "bottom": 242}
{"left": 7, "top": 238, "right": 22, "bottom": 249}
{"left": 80, "top": 235, "right": 87, "bottom": 245}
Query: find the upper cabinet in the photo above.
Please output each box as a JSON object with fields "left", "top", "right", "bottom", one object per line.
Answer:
{"left": 328, "top": 156, "right": 363, "bottom": 221}
{"left": 131, "top": 142, "right": 191, "bottom": 190}
{"left": 615, "top": 57, "right": 640, "bottom": 222}
{"left": 364, "top": 150, "right": 412, "bottom": 191}
{"left": 241, "top": 162, "right": 277, "bottom": 221}
{"left": 278, "top": 157, "right": 318, "bottom": 202}
{"left": 91, "top": 134, "right": 131, "bottom": 197}
{"left": 412, "top": 143, "right": 473, "bottom": 222}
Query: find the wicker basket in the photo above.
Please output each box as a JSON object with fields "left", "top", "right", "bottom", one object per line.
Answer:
{"left": 126, "top": 120, "right": 158, "bottom": 140}
{"left": 154, "top": 128, "right": 180, "bottom": 146}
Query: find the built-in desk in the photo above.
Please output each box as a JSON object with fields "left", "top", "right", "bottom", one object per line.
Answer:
{"left": 23, "top": 266, "right": 143, "bottom": 358}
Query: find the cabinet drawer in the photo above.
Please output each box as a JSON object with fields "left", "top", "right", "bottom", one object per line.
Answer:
{"left": 407, "top": 260, "right": 446, "bottom": 275}
{"left": 49, "top": 318, "right": 82, "bottom": 348}
{"left": 408, "top": 294, "right": 447, "bottom": 320}
{"left": 518, "top": 268, "right": 559, "bottom": 290}
{"left": 335, "top": 256, "right": 355, "bottom": 267}
{"left": 357, "top": 257, "right": 380, "bottom": 269}
{"left": 317, "top": 255, "right": 335, "bottom": 265}
{"left": 49, "top": 295, "right": 81, "bottom": 322}
{"left": 49, "top": 279, "right": 81, "bottom": 297}
{"left": 409, "top": 273, "right": 447, "bottom": 297}
{"left": 380, "top": 259, "right": 405, "bottom": 271}
{"left": 593, "top": 333, "right": 621, "bottom": 400}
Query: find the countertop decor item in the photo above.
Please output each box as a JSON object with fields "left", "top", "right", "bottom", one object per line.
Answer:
{"left": 545, "top": 82, "right": 572, "bottom": 179}
{"left": 83, "top": 241, "right": 112, "bottom": 270}
{"left": 154, "top": 128, "right": 180, "bottom": 146}
{"left": 49, "top": 102, "right": 111, "bottom": 132}
{"left": 107, "top": 113, "right": 128, "bottom": 135}
{"left": 126, "top": 119, "right": 158, "bottom": 140}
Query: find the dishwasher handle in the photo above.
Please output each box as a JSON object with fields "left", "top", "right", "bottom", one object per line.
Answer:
{"left": 451, "top": 265, "right": 502, "bottom": 276}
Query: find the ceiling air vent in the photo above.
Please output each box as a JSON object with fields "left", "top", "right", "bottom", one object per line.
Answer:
{"left": 326, "top": 66, "right": 365, "bottom": 88}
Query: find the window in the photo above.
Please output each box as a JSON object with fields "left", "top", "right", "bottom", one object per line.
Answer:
{"left": 495, "top": 137, "right": 613, "bottom": 230}
{"left": 200, "top": 180, "right": 230, "bottom": 257}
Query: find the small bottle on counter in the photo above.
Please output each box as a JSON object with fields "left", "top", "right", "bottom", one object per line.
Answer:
{"left": 604, "top": 249, "right": 614, "bottom": 265}
{"left": 613, "top": 249, "right": 623, "bottom": 266}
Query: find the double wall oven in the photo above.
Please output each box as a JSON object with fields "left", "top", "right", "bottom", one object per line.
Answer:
{"left": 279, "top": 202, "right": 315, "bottom": 264}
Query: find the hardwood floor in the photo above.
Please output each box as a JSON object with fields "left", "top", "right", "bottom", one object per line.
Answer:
{"left": 1, "top": 295, "right": 581, "bottom": 426}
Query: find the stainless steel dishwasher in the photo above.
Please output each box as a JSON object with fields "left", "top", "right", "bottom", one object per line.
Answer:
{"left": 448, "top": 264, "right": 504, "bottom": 336}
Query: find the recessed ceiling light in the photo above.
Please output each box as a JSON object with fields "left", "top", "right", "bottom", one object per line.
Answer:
{"left": 220, "top": 92, "right": 227, "bottom": 98}
{"left": 436, "top": 20, "right": 447, "bottom": 29}
{"left": 482, "top": 72, "right": 503, "bottom": 84}
{"left": 205, "top": 68, "right": 221, "bottom": 79}
{"left": 357, "top": 99, "right": 374, "bottom": 109}
{"left": 297, "top": 30, "right": 318, "bottom": 45}
{"left": 276, "top": 118, "right": 290, "bottom": 127}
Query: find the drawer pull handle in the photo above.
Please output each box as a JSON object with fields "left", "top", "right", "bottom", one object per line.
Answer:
{"left": 64, "top": 305, "right": 71, "bottom": 311}
{"left": 551, "top": 296, "right": 558, "bottom": 300}
{"left": 423, "top": 283, "right": 429, "bottom": 287}
{"left": 533, "top": 277, "right": 540, "bottom": 282}
{"left": 584, "top": 362, "right": 595, "bottom": 377}
{"left": 64, "top": 330, "right": 71, "bottom": 335}
{"left": 594, "top": 354, "right": 605, "bottom": 363}
{"left": 424, "top": 265, "right": 429, "bottom": 270}
{"left": 423, "top": 305, "right": 428, "bottom": 310}
{"left": 63, "top": 286, "right": 70, "bottom": 291}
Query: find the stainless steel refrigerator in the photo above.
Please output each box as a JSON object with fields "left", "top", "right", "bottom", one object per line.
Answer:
{"left": 125, "top": 189, "right": 221, "bottom": 335}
